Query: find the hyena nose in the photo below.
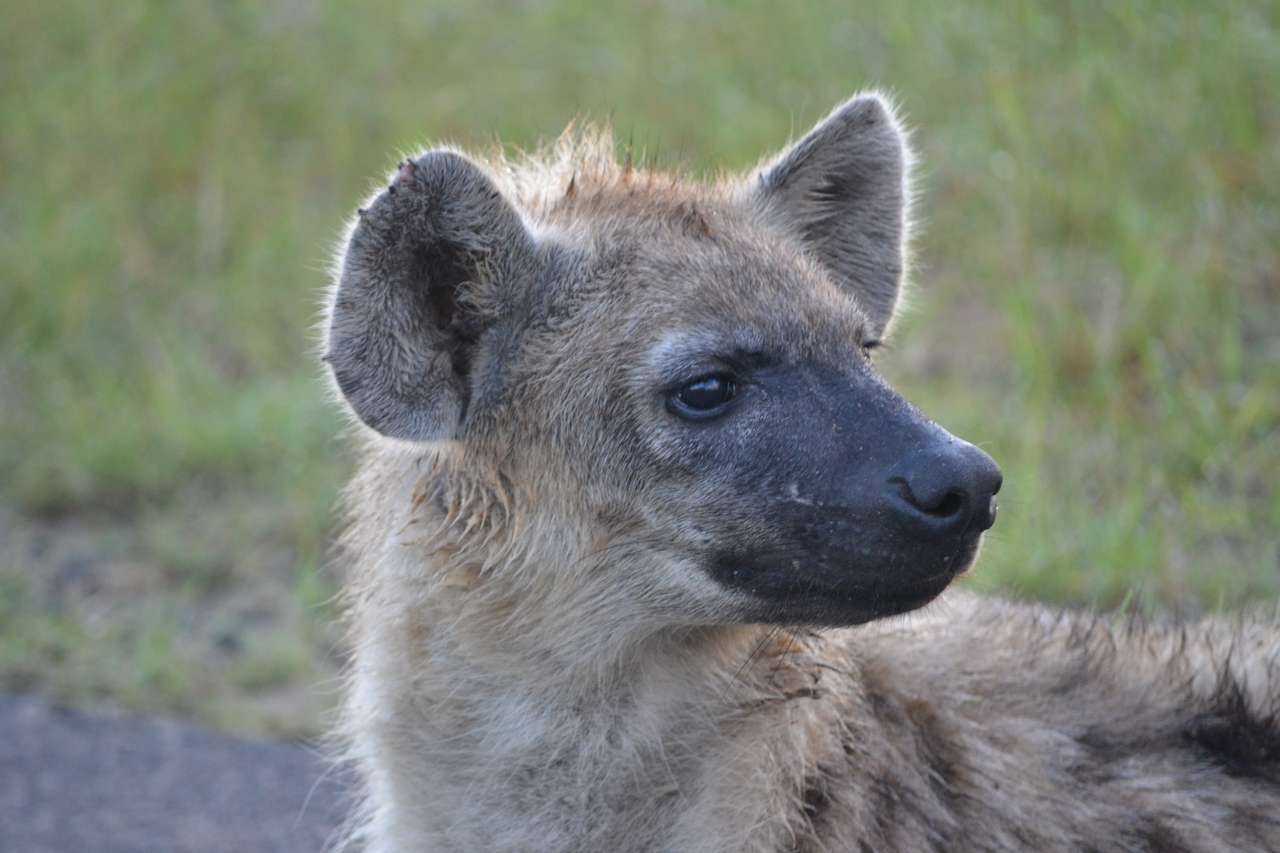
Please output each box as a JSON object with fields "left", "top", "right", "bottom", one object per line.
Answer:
{"left": 887, "top": 442, "right": 1003, "bottom": 537}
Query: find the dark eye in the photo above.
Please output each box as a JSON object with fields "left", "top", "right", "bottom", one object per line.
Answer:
{"left": 667, "top": 374, "right": 738, "bottom": 420}
{"left": 861, "top": 339, "right": 881, "bottom": 360}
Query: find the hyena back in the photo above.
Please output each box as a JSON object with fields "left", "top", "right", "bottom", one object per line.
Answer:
{"left": 324, "top": 94, "right": 1280, "bottom": 852}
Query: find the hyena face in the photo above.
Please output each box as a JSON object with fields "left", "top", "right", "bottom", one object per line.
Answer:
{"left": 327, "top": 94, "right": 1001, "bottom": 627}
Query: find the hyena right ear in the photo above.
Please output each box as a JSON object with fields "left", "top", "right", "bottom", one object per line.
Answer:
{"left": 326, "top": 151, "right": 538, "bottom": 442}
{"left": 752, "top": 93, "right": 910, "bottom": 338}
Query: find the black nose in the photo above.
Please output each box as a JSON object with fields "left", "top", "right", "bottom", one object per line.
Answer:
{"left": 887, "top": 441, "right": 1002, "bottom": 536}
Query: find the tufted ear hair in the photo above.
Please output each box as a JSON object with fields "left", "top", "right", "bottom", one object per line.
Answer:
{"left": 326, "top": 151, "right": 539, "bottom": 442}
{"left": 752, "top": 93, "right": 911, "bottom": 338}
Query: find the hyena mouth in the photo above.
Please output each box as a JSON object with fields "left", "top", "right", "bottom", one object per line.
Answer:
{"left": 708, "top": 539, "right": 978, "bottom": 625}
{"left": 705, "top": 485, "right": 998, "bottom": 625}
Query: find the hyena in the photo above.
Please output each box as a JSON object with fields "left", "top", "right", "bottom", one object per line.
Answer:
{"left": 324, "top": 93, "right": 1280, "bottom": 852}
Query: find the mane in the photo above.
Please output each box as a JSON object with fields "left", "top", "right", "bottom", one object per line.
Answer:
{"left": 474, "top": 121, "right": 620, "bottom": 210}
{"left": 433, "top": 122, "right": 728, "bottom": 232}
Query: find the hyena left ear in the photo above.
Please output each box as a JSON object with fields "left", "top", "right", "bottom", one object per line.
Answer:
{"left": 752, "top": 93, "right": 910, "bottom": 338}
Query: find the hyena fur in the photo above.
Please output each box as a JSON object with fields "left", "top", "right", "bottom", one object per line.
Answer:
{"left": 323, "top": 93, "right": 1280, "bottom": 852}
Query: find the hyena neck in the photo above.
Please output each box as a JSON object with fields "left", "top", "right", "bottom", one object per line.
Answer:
{"left": 345, "top": 460, "right": 831, "bottom": 848}
{"left": 350, "top": 582, "right": 827, "bottom": 851}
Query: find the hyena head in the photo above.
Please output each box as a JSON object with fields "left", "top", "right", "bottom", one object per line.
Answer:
{"left": 326, "top": 93, "right": 1001, "bottom": 630}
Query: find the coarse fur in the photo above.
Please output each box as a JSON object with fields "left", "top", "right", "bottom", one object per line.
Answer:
{"left": 323, "top": 93, "right": 1280, "bottom": 852}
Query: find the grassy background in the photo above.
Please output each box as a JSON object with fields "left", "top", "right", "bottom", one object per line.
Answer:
{"left": 2, "top": 1, "right": 1277, "bottom": 737}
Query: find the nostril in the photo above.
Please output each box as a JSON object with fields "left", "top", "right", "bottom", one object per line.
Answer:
{"left": 931, "top": 489, "right": 966, "bottom": 519}
{"left": 891, "top": 477, "right": 968, "bottom": 520}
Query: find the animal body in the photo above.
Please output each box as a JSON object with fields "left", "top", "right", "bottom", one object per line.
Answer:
{"left": 324, "top": 93, "right": 1280, "bottom": 852}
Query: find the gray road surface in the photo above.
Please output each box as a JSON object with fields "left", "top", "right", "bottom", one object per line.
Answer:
{"left": 0, "top": 694, "right": 352, "bottom": 852}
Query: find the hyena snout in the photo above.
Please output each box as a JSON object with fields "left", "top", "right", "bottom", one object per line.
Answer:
{"left": 695, "top": 363, "right": 1003, "bottom": 625}
{"left": 886, "top": 439, "right": 1002, "bottom": 538}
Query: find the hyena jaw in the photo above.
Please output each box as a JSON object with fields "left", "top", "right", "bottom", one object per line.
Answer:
{"left": 326, "top": 94, "right": 1280, "bottom": 852}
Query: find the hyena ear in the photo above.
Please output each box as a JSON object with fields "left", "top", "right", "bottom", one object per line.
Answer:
{"left": 326, "top": 151, "right": 538, "bottom": 442}
{"left": 752, "top": 93, "right": 910, "bottom": 337}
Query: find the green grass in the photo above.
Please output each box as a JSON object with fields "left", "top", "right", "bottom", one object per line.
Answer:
{"left": 2, "top": 0, "right": 1277, "bottom": 734}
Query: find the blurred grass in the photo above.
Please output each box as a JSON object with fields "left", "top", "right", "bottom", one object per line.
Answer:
{"left": 1, "top": 0, "right": 1277, "bottom": 734}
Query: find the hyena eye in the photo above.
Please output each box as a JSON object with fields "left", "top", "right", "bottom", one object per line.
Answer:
{"left": 668, "top": 374, "right": 738, "bottom": 421}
